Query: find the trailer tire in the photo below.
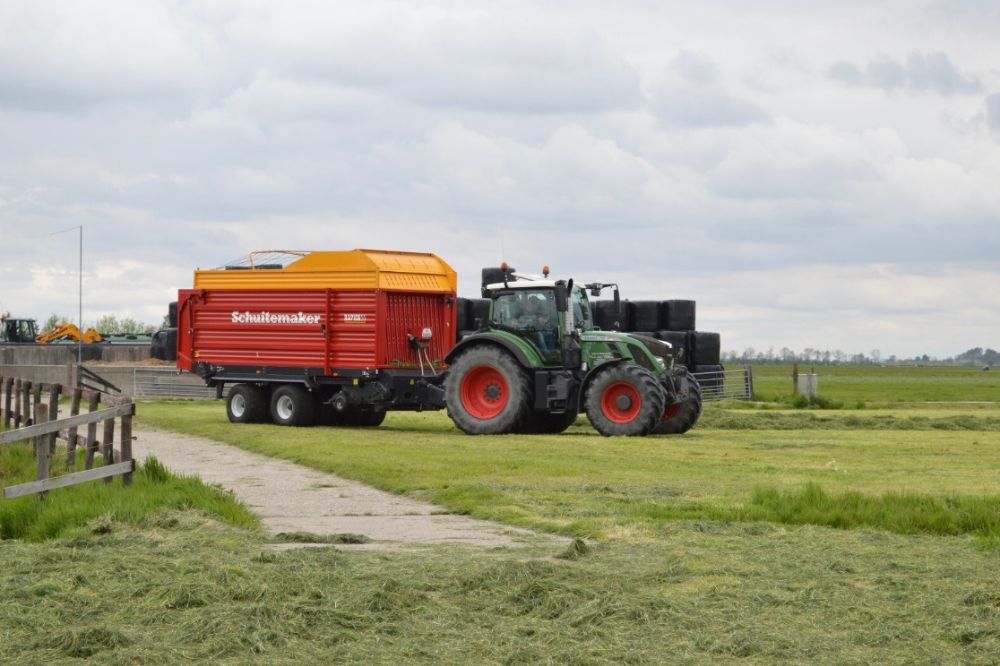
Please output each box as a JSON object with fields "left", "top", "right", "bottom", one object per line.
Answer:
{"left": 270, "top": 384, "right": 316, "bottom": 427}
{"left": 445, "top": 346, "right": 531, "bottom": 435}
{"left": 653, "top": 369, "right": 702, "bottom": 435}
{"left": 357, "top": 408, "right": 386, "bottom": 427}
{"left": 585, "top": 365, "right": 665, "bottom": 437}
{"left": 227, "top": 384, "right": 269, "bottom": 424}
{"left": 519, "top": 410, "right": 578, "bottom": 434}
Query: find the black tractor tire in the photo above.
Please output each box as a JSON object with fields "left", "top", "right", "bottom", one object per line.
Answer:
{"left": 518, "top": 410, "right": 578, "bottom": 434}
{"left": 654, "top": 369, "right": 703, "bottom": 435}
{"left": 226, "top": 384, "right": 269, "bottom": 424}
{"left": 585, "top": 364, "right": 666, "bottom": 437}
{"left": 270, "top": 384, "right": 316, "bottom": 427}
{"left": 445, "top": 346, "right": 532, "bottom": 435}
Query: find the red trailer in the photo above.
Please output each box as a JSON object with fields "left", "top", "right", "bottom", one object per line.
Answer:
{"left": 177, "top": 250, "right": 457, "bottom": 426}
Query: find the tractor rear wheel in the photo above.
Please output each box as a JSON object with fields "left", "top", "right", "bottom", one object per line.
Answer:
{"left": 227, "top": 384, "right": 269, "bottom": 424}
{"left": 445, "top": 346, "right": 531, "bottom": 434}
{"left": 270, "top": 384, "right": 316, "bottom": 427}
{"left": 653, "top": 369, "right": 703, "bottom": 435}
{"left": 585, "top": 365, "right": 665, "bottom": 436}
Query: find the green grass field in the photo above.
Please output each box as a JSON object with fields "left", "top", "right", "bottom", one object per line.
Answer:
{"left": 2, "top": 365, "right": 999, "bottom": 663}
{"left": 749, "top": 364, "right": 1000, "bottom": 404}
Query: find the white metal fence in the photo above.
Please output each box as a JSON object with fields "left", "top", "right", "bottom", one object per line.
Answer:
{"left": 691, "top": 365, "right": 754, "bottom": 402}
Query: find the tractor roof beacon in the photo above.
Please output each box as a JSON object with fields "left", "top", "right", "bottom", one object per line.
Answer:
{"left": 443, "top": 265, "right": 702, "bottom": 436}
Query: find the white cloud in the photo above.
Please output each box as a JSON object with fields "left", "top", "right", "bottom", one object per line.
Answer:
{"left": 0, "top": 1, "right": 997, "bottom": 357}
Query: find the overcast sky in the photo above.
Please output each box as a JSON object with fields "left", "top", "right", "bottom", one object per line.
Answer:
{"left": 1, "top": 0, "right": 998, "bottom": 357}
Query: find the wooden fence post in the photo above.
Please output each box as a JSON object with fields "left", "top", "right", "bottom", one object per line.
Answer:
{"left": 65, "top": 387, "right": 83, "bottom": 466}
{"left": 34, "top": 404, "right": 49, "bottom": 499}
{"left": 32, "top": 384, "right": 42, "bottom": 428}
{"left": 47, "top": 384, "right": 62, "bottom": 454}
{"left": 14, "top": 379, "right": 23, "bottom": 428}
{"left": 2, "top": 376, "right": 12, "bottom": 429}
{"left": 83, "top": 392, "right": 100, "bottom": 470}
{"left": 102, "top": 417, "right": 115, "bottom": 484}
{"left": 120, "top": 402, "right": 133, "bottom": 486}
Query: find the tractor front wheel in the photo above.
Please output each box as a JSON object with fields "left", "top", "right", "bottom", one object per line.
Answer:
{"left": 653, "top": 369, "right": 703, "bottom": 435}
{"left": 585, "top": 365, "right": 665, "bottom": 436}
{"left": 445, "top": 346, "right": 531, "bottom": 434}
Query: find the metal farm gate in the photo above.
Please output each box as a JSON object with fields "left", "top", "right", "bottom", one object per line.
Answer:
{"left": 133, "top": 368, "right": 226, "bottom": 399}
{"left": 690, "top": 365, "right": 754, "bottom": 402}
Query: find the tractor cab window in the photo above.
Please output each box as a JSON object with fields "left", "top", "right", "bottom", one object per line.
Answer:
{"left": 572, "top": 287, "right": 593, "bottom": 332}
{"left": 491, "top": 289, "right": 560, "bottom": 359}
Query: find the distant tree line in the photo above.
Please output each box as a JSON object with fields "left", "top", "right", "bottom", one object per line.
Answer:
{"left": 42, "top": 314, "right": 165, "bottom": 336}
{"left": 722, "top": 346, "right": 996, "bottom": 366}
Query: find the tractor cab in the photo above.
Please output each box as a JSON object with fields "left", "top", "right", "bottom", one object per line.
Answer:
{"left": 0, "top": 314, "right": 38, "bottom": 344}
{"left": 481, "top": 266, "right": 597, "bottom": 364}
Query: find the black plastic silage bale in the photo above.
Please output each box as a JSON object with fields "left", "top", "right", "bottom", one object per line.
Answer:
{"left": 688, "top": 331, "right": 721, "bottom": 366}
{"left": 595, "top": 300, "right": 629, "bottom": 331}
{"left": 469, "top": 299, "right": 491, "bottom": 328}
{"left": 655, "top": 331, "right": 689, "bottom": 364}
{"left": 455, "top": 297, "right": 471, "bottom": 331}
{"left": 630, "top": 301, "right": 660, "bottom": 332}
{"left": 659, "top": 300, "right": 696, "bottom": 331}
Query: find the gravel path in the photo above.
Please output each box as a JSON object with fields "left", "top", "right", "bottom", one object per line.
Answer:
{"left": 133, "top": 427, "right": 554, "bottom": 549}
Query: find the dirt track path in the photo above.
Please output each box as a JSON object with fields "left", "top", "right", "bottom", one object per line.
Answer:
{"left": 133, "top": 427, "right": 553, "bottom": 549}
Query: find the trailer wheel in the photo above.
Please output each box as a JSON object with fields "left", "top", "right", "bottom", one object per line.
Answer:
{"left": 585, "top": 365, "right": 665, "bottom": 436}
{"left": 357, "top": 409, "right": 386, "bottom": 427}
{"left": 445, "top": 346, "right": 531, "bottom": 434}
{"left": 518, "top": 410, "right": 578, "bottom": 434}
{"left": 653, "top": 369, "right": 703, "bottom": 435}
{"left": 270, "top": 384, "right": 316, "bottom": 427}
{"left": 227, "top": 384, "right": 268, "bottom": 424}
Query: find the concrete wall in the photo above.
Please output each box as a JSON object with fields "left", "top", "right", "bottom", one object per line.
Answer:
{"left": 0, "top": 344, "right": 151, "bottom": 365}
{"left": 0, "top": 364, "right": 75, "bottom": 387}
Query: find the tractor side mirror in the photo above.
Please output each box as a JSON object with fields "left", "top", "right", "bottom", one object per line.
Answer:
{"left": 613, "top": 288, "right": 621, "bottom": 313}
{"left": 554, "top": 284, "right": 569, "bottom": 312}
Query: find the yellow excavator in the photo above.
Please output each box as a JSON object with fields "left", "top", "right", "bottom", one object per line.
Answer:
{"left": 35, "top": 321, "right": 103, "bottom": 344}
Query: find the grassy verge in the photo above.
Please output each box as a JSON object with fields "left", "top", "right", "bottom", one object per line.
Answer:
{"left": 749, "top": 364, "right": 1000, "bottom": 403}
{"left": 138, "top": 401, "right": 1000, "bottom": 545}
{"left": 1, "top": 511, "right": 998, "bottom": 664}
{"left": 0, "top": 442, "right": 256, "bottom": 541}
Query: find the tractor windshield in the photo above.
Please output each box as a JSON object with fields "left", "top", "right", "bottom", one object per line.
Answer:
{"left": 572, "top": 286, "right": 593, "bottom": 332}
{"left": 491, "top": 288, "right": 560, "bottom": 358}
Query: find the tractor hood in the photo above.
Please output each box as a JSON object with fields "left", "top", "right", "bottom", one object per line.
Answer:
{"left": 626, "top": 332, "right": 679, "bottom": 364}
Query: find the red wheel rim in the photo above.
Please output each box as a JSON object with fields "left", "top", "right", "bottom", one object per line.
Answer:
{"left": 460, "top": 365, "right": 509, "bottom": 419}
{"left": 601, "top": 381, "right": 641, "bottom": 424}
{"left": 661, "top": 403, "right": 681, "bottom": 421}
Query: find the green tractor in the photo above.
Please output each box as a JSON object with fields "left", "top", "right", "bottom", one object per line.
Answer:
{"left": 444, "top": 266, "right": 702, "bottom": 436}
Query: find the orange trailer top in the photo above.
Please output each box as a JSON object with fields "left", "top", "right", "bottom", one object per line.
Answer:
{"left": 193, "top": 249, "right": 457, "bottom": 293}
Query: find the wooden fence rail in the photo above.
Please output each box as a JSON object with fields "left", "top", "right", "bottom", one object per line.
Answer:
{"left": 0, "top": 374, "right": 135, "bottom": 499}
